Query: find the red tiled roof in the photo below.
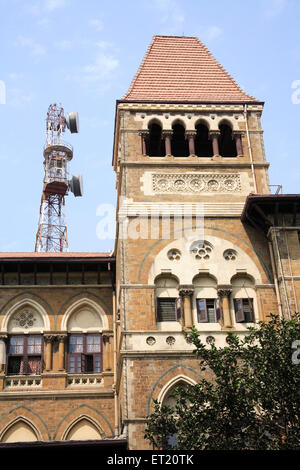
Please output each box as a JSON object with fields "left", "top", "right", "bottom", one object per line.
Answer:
{"left": 122, "top": 35, "right": 259, "bottom": 103}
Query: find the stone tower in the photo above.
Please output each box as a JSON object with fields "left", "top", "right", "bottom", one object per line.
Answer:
{"left": 112, "top": 35, "right": 280, "bottom": 449}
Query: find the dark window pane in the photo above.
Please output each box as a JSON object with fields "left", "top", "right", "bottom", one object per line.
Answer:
{"left": 157, "top": 298, "right": 177, "bottom": 322}
{"left": 27, "top": 356, "right": 42, "bottom": 375}
{"left": 85, "top": 355, "right": 94, "bottom": 373}
{"left": 7, "top": 357, "right": 22, "bottom": 375}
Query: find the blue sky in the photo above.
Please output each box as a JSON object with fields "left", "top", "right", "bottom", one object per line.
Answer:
{"left": 0, "top": 0, "right": 299, "bottom": 253}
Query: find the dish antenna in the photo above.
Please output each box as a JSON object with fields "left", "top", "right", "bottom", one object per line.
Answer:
{"left": 65, "top": 111, "right": 79, "bottom": 133}
{"left": 69, "top": 174, "right": 83, "bottom": 197}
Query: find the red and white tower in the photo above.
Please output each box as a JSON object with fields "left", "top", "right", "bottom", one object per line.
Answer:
{"left": 35, "top": 103, "right": 82, "bottom": 252}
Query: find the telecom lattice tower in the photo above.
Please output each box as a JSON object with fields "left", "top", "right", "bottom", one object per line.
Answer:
{"left": 35, "top": 103, "right": 82, "bottom": 253}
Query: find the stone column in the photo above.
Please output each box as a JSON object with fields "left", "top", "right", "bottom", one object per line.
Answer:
{"left": 162, "top": 130, "right": 173, "bottom": 156}
{"left": 57, "top": 334, "right": 67, "bottom": 371}
{"left": 179, "top": 287, "right": 194, "bottom": 328}
{"left": 218, "top": 287, "right": 233, "bottom": 329}
{"left": 0, "top": 335, "right": 7, "bottom": 374}
{"left": 209, "top": 131, "right": 220, "bottom": 156}
{"left": 186, "top": 131, "right": 196, "bottom": 155}
{"left": 102, "top": 334, "right": 113, "bottom": 371}
{"left": 44, "top": 335, "right": 54, "bottom": 372}
{"left": 139, "top": 131, "right": 149, "bottom": 155}
{"left": 234, "top": 132, "right": 243, "bottom": 156}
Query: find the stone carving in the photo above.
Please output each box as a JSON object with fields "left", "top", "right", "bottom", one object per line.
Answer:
{"left": 152, "top": 173, "right": 241, "bottom": 194}
{"left": 223, "top": 249, "right": 238, "bottom": 261}
{"left": 206, "top": 336, "right": 216, "bottom": 345}
{"left": 167, "top": 249, "right": 181, "bottom": 261}
{"left": 166, "top": 336, "right": 175, "bottom": 346}
{"left": 190, "top": 241, "right": 213, "bottom": 260}
{"left": 14, "top": 309, "right": 37, "bottom": 329}
{"left": 146, "top": 336, "right": 156, "bottom": 346}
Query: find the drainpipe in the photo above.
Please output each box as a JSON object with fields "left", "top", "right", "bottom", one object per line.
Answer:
{"left": 244, "top": 104, "right": 258, "bottom": 193}
{"left": 267, "top": 237, "right": 283, "bottom": 320}
{"left": 268, "top": 227, "right": 291, "bottom": 319}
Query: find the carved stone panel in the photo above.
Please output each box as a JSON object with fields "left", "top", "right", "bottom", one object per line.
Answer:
{"left": 152, "top": 173, "right": 241, "bottom": 194}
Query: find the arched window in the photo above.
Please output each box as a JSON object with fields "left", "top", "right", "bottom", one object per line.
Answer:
{"left": 155, "top": 275, "right": 181, "bottom": 322}
{"left": 171, "top": 123, "right": 189, "bottom": 157}
{"left": 195, "top": 123, "right": 213, "bottom": 157}
{"left": 148, "top": 122, "right": 165, "bottom": 157}
{"left": 4, "top": 302, "right": 48, "bottom": 376}
{"left": 193, "top": 275, "right": 220, "bottom": 324}
{"left": 231, "top": 275, "right": 256, "bottom": 323}
{"left": 219, "top": 123, "right": 237, "bottom": 157}
{"left": 63, "top": 300, "right": 106, "bottom": 374}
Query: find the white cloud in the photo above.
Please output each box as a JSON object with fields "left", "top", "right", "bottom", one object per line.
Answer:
{"left": 16, "top": 36, "right": 46, "bottom": 56}
{"left": 90, "top": 19, "right": 104, "bottom": 32}
{"left": 265, "top": 0, "right": 287, "bottom": 17}
{"left": 152, "top": 0, "right": 185, "bottom": 34}
{"left": 9, "top": 88, "right": 35, "bottom": 107}
{"left": 9, "top": 72, "right": 24, "bottom": 80}
{"left": 44, "top": 0, "right": 68, "bottom": 11}
{"left": 201, "top": 26, "right": 223, "bottom": 42}
{"left": 81, "top": 52, "right": 119, "bottom": 83}
{"left": 64, "top": 40, "right": 119, "bottom": 86}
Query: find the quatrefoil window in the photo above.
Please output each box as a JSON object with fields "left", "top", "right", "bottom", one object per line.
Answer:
{"left": 167, "top": 249, "right": 181, "bottom": 261}
{"left": 223, "top": 249, "right": 238, "bottom": 261}
{"left": 190, "top": 241, "right": 213, "bottom": 260}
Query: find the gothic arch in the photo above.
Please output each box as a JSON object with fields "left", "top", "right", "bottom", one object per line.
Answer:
{"left": 147, "top": 364, "right": 202, "bottom": 414}
{"left": 62, "top": 414, "right": 105, "bottom": 441}
{"left": 53, "top": 404, "right": 113, "bottom": 440}
{"left": 60, "top": 298, "right": 109, "bottom": 332}
{"left": 0, "top": 416, "right": 41, "bottom": 442}
{"left": 157, "top": 375, "right": 197, "bottom": 405}
{"left": 1, "top": 298, "right": 50, "bottom": 333}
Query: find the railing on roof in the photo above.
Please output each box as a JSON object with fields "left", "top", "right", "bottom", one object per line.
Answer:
{"left": 269, "top": 185, "right": 283, "bottom": 195}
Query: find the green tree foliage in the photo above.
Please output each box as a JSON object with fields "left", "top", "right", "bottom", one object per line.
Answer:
{"left": 144, "top": 314, "right": 300, "bottom": 450}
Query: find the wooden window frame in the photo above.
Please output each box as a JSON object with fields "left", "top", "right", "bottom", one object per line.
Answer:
{"left": 196, "top": 298, "right": 220, "bottom": 323}
{"left": 67, "top": 333, "right": 102, "bottom": 374}
{"left": 6, "top": 334, "right": 44, "bottom": 376}
{"left": 156, "top": 297, "right": 181, "bottom": 322}
{"left": 234, "top": 298, "right": 255, "bottom": 323}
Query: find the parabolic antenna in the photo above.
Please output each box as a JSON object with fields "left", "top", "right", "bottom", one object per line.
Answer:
{"left": 66, "top": 112, "right": 79, "bottom": 133}
{"left": 69, "top": 174, "right": 83, "bottom": 197}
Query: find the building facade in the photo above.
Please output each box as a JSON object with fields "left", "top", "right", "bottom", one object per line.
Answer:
{"left": 0, "top": 35, "right": 299, "bottom": 450}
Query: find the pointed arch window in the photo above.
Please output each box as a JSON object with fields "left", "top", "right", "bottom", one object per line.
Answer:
{"left": 7, "top": 335, "right": 43, "bottom": 375}
{"left": 68, "top": 333, "right": 102, "bottom": 374}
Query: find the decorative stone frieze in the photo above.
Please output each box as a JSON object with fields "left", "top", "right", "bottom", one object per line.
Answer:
{"left": 152, "top": 172, "right": 241, "bottom": 194}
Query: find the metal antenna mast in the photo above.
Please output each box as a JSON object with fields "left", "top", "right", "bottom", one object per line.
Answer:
{"left": 35, "top": 103, "right": 82, "bottom": 252}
